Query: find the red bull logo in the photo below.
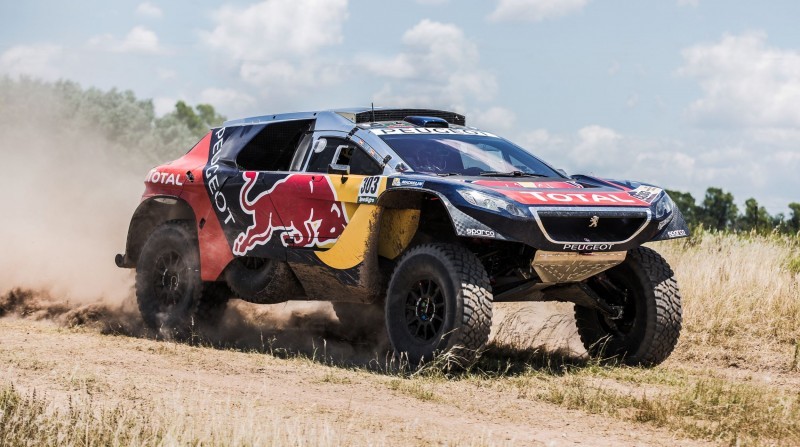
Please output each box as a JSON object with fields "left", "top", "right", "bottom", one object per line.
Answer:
{"left": 232, "top": 172, "right": 349, "bottom": 256}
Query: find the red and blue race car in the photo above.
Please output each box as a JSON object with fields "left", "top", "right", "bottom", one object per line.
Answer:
{"left": 117, "top": 107, "right": 688, "bottom": 366}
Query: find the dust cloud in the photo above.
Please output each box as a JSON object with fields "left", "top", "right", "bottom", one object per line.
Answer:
{"left": 1, "top": 87, "right": 145, "bottom": 304}
{"left": 0, "top": 80, "right": 382, "bottom": 360}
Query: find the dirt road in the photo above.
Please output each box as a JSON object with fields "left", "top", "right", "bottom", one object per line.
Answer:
{"left": 0, "top": 300, "right": 717, "bottom": 447}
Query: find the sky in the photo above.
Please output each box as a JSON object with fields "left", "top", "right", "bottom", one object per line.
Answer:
{"left": 1, "top": 0, "right": 798, "bottom": 214}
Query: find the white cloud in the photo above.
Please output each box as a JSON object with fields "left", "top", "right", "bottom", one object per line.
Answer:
{"left": 136, "top": 2, "right": 163, "bottom": 18}
{"left": 359, "top": 19, "right": 497, "bottom": 110}
{"left": 204, "top": 0, "right": 347, "bottom": 62}
{"left": 0, "top": 44, "right": 63, "bottom": 80}
{"left": 678, "top": 31, "right": 800, "bottom": 129}
{"left": 203, "top": 0, "right": 348, "bottom": 100}
{"left": 471, "top": 106, "right": 517, "bottom": 132}
{"left": 88, "top": 26, "right": 164, "bottom": 54}
{"left": 489, "top": 0, "right": 589, "bottom": 22}
{"left": 199, "top": 87, "right": 256, "bottom": 118}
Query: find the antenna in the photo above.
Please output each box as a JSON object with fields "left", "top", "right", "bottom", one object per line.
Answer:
{"left": 371, "top": 102, "right": 376, "bottom": 123}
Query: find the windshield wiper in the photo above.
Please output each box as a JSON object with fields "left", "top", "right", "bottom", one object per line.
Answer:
{"left": 479, "top": 170, "right": 548, "bottom": 178}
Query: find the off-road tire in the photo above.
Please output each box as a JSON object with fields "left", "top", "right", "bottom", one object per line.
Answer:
{"left": 385, "top": 243, "right": 492, "bottom": 366}
{"left": 575, "top": 246, "right": 682, "bottom": 366}
{"left": 135, "top": 221, "right": 229, "bottom": 337}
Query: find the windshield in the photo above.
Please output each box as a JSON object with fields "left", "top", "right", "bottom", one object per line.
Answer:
{"left": 375, "top": 130, "right": 562, "bottom": 177}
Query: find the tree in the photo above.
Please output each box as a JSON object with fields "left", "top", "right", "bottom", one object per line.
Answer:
{"left": 171, "top": 101, "right": 226, "bottom": 138}
{"left": 698, "top": 187, "right": 738, "bottom": 231}
{"left": 788, "top": 203, "right": 800, "bottom": 234}
{"left": 738, "top": 197, "right": 771, "bottom": 232}
{"left": 666, "top": 189, "right": 699, "bottom": 229}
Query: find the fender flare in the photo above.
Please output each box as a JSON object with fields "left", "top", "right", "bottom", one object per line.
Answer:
{"left": 116, "top": 195, "right": 196, "bottom": 268}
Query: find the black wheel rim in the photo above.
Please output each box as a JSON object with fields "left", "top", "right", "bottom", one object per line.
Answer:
{"left": 153, "top": 250, "right": 189, "bottom": 310}
{"left": 404, "top": 279, "right": 446, "bottom": 342}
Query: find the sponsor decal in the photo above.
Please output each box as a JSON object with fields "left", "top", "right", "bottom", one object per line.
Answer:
{"left": 563, "top": 243, "right": 616, "bottom": 251}
{"left": 628, "top": 185, "right": 662, "bottom": 203}
{"left": 465, "top": 228, "right": 496, "bottom": 237}
{"left": 517, "top": 191, "right": 644, "bottom": 205}
{"left": 357, "top": 176, "right": 381, "bottom": 204}
{"left": 667, "top": 229, "right": 687, "bottom": 238}
{"left": 472, "top": 180, "right": 582, "bottom": 189}
{"left": 589, "top": 216, "right": 599, "bottom": 228}
{"left": 232, "top": 172, "right": 349, "bottom": 256}
{"left": 146, "top": 169, "right": 184, "bottom": 186}
{"left": 391, "top": 178, "right": 424, "bottom": 188}
{"left": 370, "top": 128, "right": 498, "bottom": 137}
{"left": 205, "top": 127, "right": 236, "bottom": 225}
{"left": 658, "top": 218, "right": 670, "bottom": 230}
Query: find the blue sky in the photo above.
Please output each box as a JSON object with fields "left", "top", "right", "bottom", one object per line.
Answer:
{"left": 2, "top": 0, "right": 798, "bottom": 213}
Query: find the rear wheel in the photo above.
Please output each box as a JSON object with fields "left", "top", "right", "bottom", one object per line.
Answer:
{"left": 135, "top": 222, "right": 229, "bottom": 337}
{"left": 385, "top": 243, "right": 492, "bottom": 366}
{"left": 575, "top": 246, "right": 682, "bottom": 366}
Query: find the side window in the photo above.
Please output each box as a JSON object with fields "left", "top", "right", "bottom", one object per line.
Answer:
{"left": 306, "top": 137, "right": 343, "bottom": 172}
{"left": 348, "top": 146, "right": 383, "bottom": 175}
{"left": 305, "top": 137, "right": 382, "bottom": 175}
{"left": 236, "top": 120, "right": 313, "bottom": 171}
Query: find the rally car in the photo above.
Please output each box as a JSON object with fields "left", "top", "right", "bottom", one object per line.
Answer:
{"left": 116, "top": 107, "right": 688, "bottom": 366}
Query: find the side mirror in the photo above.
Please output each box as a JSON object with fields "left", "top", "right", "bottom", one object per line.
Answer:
{"left": 328, "top": 163, "right": 350, "bottom": 175}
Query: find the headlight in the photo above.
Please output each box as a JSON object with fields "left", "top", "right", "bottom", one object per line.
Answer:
{"left": 654, "top": 194, "right": 674, "bottom": 219}
{"left": 457, "top": 189, "right": 526, "bottom": 217}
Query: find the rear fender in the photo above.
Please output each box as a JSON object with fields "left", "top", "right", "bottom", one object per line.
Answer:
{"left": 117, "top": 196, "right": 196, "bottom": 268}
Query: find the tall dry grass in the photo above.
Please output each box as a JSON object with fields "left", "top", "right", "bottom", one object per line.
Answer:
{"left": 653, "top": 231, "right": 800, "bottom": 347}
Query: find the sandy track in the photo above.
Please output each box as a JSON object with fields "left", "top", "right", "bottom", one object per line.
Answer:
{"left": 0, "top": 312, "right": 714, "bottom": 447}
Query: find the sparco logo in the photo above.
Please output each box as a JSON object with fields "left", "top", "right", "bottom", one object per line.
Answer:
{"left": 563, "top": 243, "right": 615, "bottom": 251}
{"left": 466, "top": 228, "right": 495, "bottom": 237}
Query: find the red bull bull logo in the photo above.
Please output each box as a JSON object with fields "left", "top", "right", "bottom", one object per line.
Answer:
{"left": 233, "top": 172, "right": 349, "bottom": 256}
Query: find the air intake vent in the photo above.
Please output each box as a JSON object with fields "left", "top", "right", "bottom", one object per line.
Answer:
{"left": 354, "top": 109, "right": 465, "bottom": 126}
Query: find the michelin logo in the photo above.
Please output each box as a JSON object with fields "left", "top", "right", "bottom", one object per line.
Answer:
{"left": 391, "top": 178, "right": 424, "bottom": 188}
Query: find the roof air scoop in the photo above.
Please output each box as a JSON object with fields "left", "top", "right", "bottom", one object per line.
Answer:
{"left": 404, "top": 116, "right": 449, "bottom": 128}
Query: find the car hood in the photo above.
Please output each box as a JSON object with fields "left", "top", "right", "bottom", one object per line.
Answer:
{"left": 401, "top": 174, "right": 663, "bottom": 208}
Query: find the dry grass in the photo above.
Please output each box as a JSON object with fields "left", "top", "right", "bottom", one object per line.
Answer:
{"left": 0, "top": 383, "right": 351, "bottom": 447}
{"left": 654, "top": 231, "right": 800, "bottom": 345}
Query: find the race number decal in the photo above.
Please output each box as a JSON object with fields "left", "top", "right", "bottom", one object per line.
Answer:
{"left": 358, "top": 176, "right": 381, "bottom": 204}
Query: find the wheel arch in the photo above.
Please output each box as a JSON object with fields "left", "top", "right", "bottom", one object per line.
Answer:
{"left": 376, "top": 189, "right": 458, "bottom": 261}
{"left": 117, "top": 196, "right": 197, "bottom": 268}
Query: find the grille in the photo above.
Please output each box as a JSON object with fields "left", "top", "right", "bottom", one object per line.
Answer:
{"left": 354, "top": 109, "right": 466, "bottom": 126}
{"left": 535, "top": 209, "right": 649, "bottom": 243}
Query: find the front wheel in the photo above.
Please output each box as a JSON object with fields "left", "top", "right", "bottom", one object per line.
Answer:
{"left": 575, "top": 246, "right": 682, "bottom": 366}
{"left": 385, "top": 243, "right": 493, "bottom": 366}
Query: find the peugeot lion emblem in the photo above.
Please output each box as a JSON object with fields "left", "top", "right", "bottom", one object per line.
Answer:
{"left": 589, "top": 216, "right": 599, "bottom": 228}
